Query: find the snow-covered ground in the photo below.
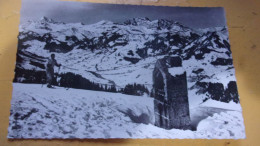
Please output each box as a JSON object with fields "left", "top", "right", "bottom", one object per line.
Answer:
{"left": 8, "top": 83, "right": 245, "bottom": 139}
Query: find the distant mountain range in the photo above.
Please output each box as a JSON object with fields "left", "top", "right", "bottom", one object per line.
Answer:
{"left": 15, "top": 16, "right": 239, "bottom": 106}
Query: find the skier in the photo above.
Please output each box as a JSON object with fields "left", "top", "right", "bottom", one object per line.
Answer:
{"left": 45, "top": 54, "right": 61, "bottom": 88}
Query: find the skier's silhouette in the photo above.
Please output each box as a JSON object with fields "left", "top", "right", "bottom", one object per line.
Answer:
{"left": 45, "top": 54, "right": 61, "bottom": 88}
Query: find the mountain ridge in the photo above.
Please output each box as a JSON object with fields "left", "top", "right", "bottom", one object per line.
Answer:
{"left": 15, "top": 16, "right": 238, "bottom": 106}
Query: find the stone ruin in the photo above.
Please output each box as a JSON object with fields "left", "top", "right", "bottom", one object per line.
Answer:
{"left": 152, "top": 56, "right": 191, "bottom": 130}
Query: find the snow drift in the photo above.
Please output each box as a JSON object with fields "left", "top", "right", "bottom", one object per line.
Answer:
{"left": 8, "top": 83, "right": 245, "bottom": 139}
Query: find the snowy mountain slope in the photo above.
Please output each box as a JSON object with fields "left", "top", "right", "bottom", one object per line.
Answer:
{"left": 8, "top": 83, "right": 245, "bottom": 139}
{"left": 9, "top": 83, "right": 154, "bottom": 139}
{"left": 15, "top": 16, "right": 239, "bottom": 107}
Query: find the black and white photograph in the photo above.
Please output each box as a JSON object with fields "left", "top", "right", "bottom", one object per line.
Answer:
{"left": 8, "top": 0, "right": 245, "bottom": 139}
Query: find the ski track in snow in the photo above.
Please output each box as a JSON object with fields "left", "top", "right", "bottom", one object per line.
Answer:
{"left": 8, "top": 83, "right": 245, "bottom": 139}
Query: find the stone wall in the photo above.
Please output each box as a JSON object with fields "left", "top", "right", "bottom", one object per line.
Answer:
{"left": 153, "top": 56, "right": 191, "bottom": 130}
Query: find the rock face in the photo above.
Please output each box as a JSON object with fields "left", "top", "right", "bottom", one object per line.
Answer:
{"left": 152, "top": 56, "right": 191, "bottom": 130}
{"left": 195, "top": 81, "right": 239, "bottom": 103}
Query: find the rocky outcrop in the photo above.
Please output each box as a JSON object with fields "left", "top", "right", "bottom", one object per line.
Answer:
{"left": 152, "top": 56, "right": 191, "bottom": 130}
{"left": 224, "top": 81, "right": 239, "bottom": 103}
{"left": 194, "top": 81, "right": 239, "bottom": 103}
{"left": 211, "top": 58, "right": 233, "bottom": 66}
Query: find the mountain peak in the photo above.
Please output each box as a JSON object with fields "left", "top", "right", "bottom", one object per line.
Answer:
{"left": 133, "top": 17, "right": 151, "bottom": 22}
{"left": 124, "top": 17, "right": 151, "bottom": 26}
{"left": 95, "top": 20, "right": 114, "bottom": 25}
{"left": 123, "top": 18, "right": 187, "bottom": 30}
{"left": 40, "top": 16, "right": 55, "bottom": 23}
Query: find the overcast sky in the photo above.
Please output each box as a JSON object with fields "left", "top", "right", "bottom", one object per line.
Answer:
{"left": 20, "top": 0, "right": 226, "bottom": 29}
